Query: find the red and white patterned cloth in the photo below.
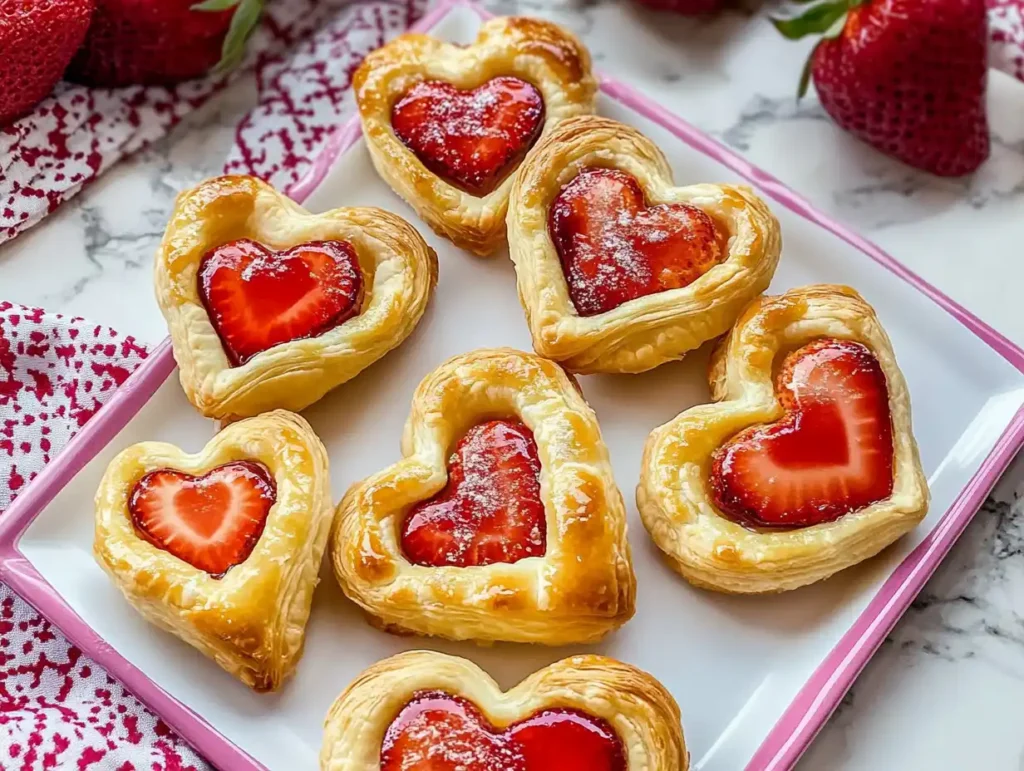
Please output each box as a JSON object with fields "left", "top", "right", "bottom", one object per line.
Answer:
{"left": 990, "top": 0, "right": 1024, "bottom": 83}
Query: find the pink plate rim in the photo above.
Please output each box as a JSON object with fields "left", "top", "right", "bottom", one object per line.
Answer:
{"left": 2, "top": 1, "right": 1023, "bottom": 769}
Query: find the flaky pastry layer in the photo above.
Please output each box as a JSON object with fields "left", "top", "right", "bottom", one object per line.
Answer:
{"left": 507, "top": 115, "right": 782, "bottom": 374}
{"left": 320, "top": 651, "right": 687, "bottom": 770}
{"left": 94, "top": 411, "right": 333, "bottom": 691}
{"left": 155, "top": 175, "right": 437, "bottom": 419}
{"left": 354, "top": 16, "right": 597, "bottom": 255}
{"left": 331, "top": 347, "right": 635, "bottom": 644}
{"left": 637, "top": 284, "right": 929, "bottom": 593}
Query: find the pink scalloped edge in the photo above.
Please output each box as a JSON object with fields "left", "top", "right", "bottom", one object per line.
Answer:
{"left": 1, "top": 2, "right": 1023, "bottom": 770}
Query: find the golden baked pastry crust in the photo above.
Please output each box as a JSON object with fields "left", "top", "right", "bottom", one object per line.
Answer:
{"left": 93, "top": 411, "right": 333, "bottom": 692}
{"left": 637, "top": 284, "right": 929, "bottom": 594}
{"left": 354, "top": 16, "right": 597, "bottom": 255}
{"left": 507, "top": 115, "right": 782, "bottom": 374}
{"left": 154, "top": 175, "right": 437, "bottom": 420}
{"left": 320, "top": 651, "right": 688, "bottom": 771}
{"left": 331, "top": 347, "right": 635, "bottom": 644}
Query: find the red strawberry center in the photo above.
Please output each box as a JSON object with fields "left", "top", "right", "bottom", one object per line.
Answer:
{"left": 391, "top": 76, "right": 545, "bottom": 196}
{"left": 381, "top": 690, "right": 626, "bottom": 771}
{"left": 198, "top": 238, "right": 363, "bottom": 366}
{"left": 129, "top": 461, "right": 275, "bottom": 577}
{"left": 549, "top": 168, "right": 725, "bottom": 316}
{"left": 710, "top": 338, "right": 894, "bottom": 529}
{"left": 400, "top": 419, "right": 545, "bottom": 567}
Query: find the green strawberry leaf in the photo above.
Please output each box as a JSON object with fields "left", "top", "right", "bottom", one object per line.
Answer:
{"left": 191, "top": 0, "right": 240, "bottom": 11}
{"left": 214, "top": 0, "right": 264, "bottom": 74}
{"left": 797, "top": 43, "right": 819, "bottom": 100}
{"left": 771, "top": 0, "right": 850, "bottom": 41}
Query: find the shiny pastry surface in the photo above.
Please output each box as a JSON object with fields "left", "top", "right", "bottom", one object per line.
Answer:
{"left": 155, "top": 175, "right": 437, "bottom": 420}
{"left": 94, "top": 411, "right": 333, "bottom": 691}
{"left": 354, "top": 16, "right": 597, "bottom": 255}
{"left": 320, "top": 651, "right": 687, "bottom": 771}
{"left": 331, "top": 348, "right": 635, "bottom": 645}
{"left": 637, "top": 284, "right": 929, "bottom": 594}
{"left": 198, "top": 238, "right": 364, "bottom": 366}
{"left": 711, "top": 338, "right": 895, "bottom": 530}
{"left": 507, "top": 115, "right": 781, "bottom": 373}
{"left": 550, "top": 167, "right": 724, "bottom": 317}
{"left": 400, "top": 418, "right": 546, "bottom": 568}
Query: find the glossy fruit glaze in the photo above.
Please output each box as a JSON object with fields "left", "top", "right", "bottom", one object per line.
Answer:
{"left": 129, "top": 461, "right": 276, "bottom": 577}
{"left": 710, "top": 338, "right": 895, "bottom": 529}
{"left": 401, "top": 419, "right": 545, "bottom": 567}
{"left": 391, "top": 76, "right": 545, "bottom": 196}
{"left": 549, "top": 167, "right": 724, "bottom": 316}
{"left": 198, "top": 238, "right": 363, "bottom": 366}
{"left": 380, "top": 690, "right": 627, "bottom": 771}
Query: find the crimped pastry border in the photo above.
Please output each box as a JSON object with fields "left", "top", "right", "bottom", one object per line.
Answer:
{"left": 354, "top": 16, "right": 597, "bottom": 255}
{"left": 637, "top": 284, "right": 929, "bottom": 593}
{"left": 154, "top": 175, "right": 437, "bottom": 419}
{"left": 320, "top": 651, "right": 688, "bottom": 770}
{"left": 93, "top": 411, "right": 333, "bottom": 692}
{"left": 331, "top": 347, "right": 636, "bottom": 644}
{"left": 507, "top": 115, "right": 782, "bottom": 374}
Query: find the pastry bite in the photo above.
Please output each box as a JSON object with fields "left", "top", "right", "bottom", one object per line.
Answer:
{"left": 353, "top": 16, "right": 597, "bottom": 255}
{"left": 321, "top": 650, "right": 688, "bottom": 770}
{"left": 331, "top": 347, "right": 635, "bottom": 644}
{"left": 507, "top": 115, "right": 782, "bottom": 374}
{"left": 637, "top": 285, "right": 929, "bottom": 594}
{"left": 94, "top": 411, "right": 333, "bottom": 691}
{"left": 155, "top": 175, "right": 437, "bottom": 420}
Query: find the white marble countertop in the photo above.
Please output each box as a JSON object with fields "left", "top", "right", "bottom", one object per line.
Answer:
{"left": 2, "top": 1, "right": 1023, "bottom": 768}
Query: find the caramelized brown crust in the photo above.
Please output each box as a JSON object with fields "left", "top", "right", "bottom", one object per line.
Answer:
{"left": 354, "top": 16, "right": 597, "bottom": 255}
{"left": 320, "top": 651, "right": 688, "bottom": 770}
{"left": 507, "top": 115, "right": 782, "bottom": 373}
{"left": 637, "top": 284, "right": 930, "bottom": 593}
{"left": 330, "top": 347, "right": 636, "bottom": 644}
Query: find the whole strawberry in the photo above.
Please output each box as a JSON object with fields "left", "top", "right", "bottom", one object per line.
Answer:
{"left": 632, "top": 0, "right": 725, "bottom": 13}
{"left": 0, "top": 0, "right": 94, "bottom": 125}
{"left": 773, "top": 0, "right": 990, "bottom": 176}
{"left": 66, "top": 0, "right": 263, "bottom": 87}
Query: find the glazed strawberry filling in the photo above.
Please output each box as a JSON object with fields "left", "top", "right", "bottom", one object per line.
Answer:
{"left": 380, "top": 690, "right": 627, "bottom": 771}
{"left": 710, "top": 338, "right": 895, "bottom": 529}
{"left": 129, "top": 461, "right": 276, "bottom": 577}
{"left": 549, "top": 167, "right": 725, "bottom": 317}
{"left": 391, "top": 76, "right": 545, "bottom": 196}
{"left": 400, "top": 419, "right": 545, "bottom": 567}
{"left": 198, "top": 238, "right": 363, "bottom": 366}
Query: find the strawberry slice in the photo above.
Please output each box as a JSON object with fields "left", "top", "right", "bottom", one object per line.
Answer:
{"left": 391, "top": 76, "right": 545, "bottom": 196}
{"left": 381, "top": 690, "right": 626, "bottom": 771}
{"left": 550, "top": 168, "right": 725, "bottom": 317}
{"left": 710, "top": 338, "right": 894, "bottom": 529}
{"left": 401, "top": 419, "right": 546, "bottom": 567}
{"left": 198, "top": 238, "right": 363, "bottom": 366}
{"left": 129, "top": 461, "right": 276, "bottom": 577}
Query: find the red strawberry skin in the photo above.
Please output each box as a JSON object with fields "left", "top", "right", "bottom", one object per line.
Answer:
{"left": 811, "top": 0, "right": 989, "bottom": 176}
{"left": 66, "top": 0, "right": 236, "bottom": 87}
{"left": 710, "top": 338, "right": 894, "bottom": 529}
{"left": 0, "top": 0, "right": 94, "bottom": 125}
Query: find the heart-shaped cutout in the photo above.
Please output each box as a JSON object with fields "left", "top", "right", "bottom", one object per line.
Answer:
{"left": 710, "top": 338, "right": 894, "bottom": 529}
{"left": 401, "top": 419, "right": 545, "bottom": 567}
{"left": 198, "top": 238, "right": 364, "bottom": 366}
{"left": 550, "top": 167, "right": 725, "bottom": 316}
{"left": 129, "top": 461, "right": 276, "bottom": 577}
{"left": 391, "top": 76, "right": 545, "bottom": 196}
{"left": 381, "top": 690, "right": 626, "bottom": 771}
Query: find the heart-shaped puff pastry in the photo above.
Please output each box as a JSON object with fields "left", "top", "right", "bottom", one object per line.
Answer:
{"left": 331, "top": 347, "right": 635, "bottom": 644}
{"left": 320, "top": 651, "right": 687, "bottom": 770}
{"left": 637, "top": 285, "right": 929, "bottom": 594}
{"left": 94, "top": 411, "right": 332, "bottom": 691}
{"left": 507, "top": 115, "right": 782, "bottom": 374}
{"left": 155, "top": 175, "right": 437, "bottom": 420}
{"left": 354, "top": 16, "right": 597, "bottom": 255}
